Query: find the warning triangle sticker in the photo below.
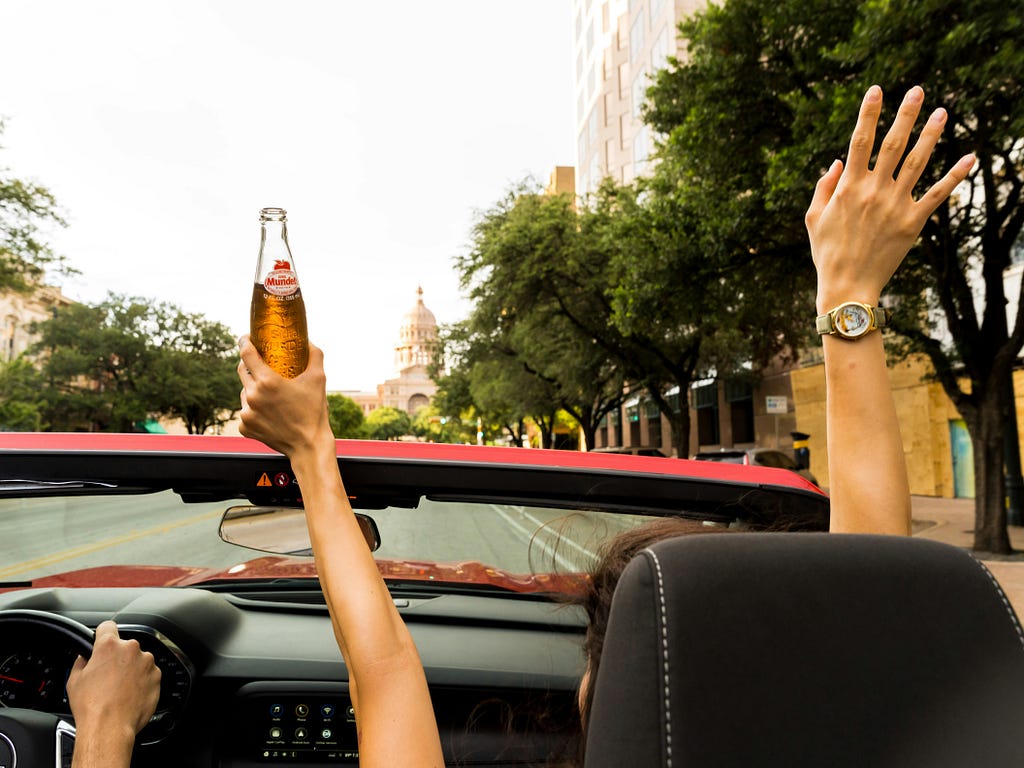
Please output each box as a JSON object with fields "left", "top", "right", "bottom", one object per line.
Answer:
{"left": 257, "top": 472, "right": 273, "bottom": 487}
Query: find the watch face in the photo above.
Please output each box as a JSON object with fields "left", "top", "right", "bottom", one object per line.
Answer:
{"left": 834, "top": 304, "right": 871, "bottom": 338}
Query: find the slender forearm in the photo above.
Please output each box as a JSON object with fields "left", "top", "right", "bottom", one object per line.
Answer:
{"left": 823, "top": 332, "right": 911, "bottom": 534}
{"left": 288, "top": 437, "right": 444, "bottom": 767}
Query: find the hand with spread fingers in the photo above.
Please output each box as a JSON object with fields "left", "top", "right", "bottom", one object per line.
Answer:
{"left": 806, "top": 85, "right": 975, "bottom": 535}
{"left": 806, "top": 84, "right": 976, "bottom": 313}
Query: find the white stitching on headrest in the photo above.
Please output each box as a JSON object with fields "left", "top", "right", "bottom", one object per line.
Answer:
{"left": 969, "top": 555, "right": 1024, "bottom": 652}
{"left": 642, "top": 547, "right": 672, "bottom": 768}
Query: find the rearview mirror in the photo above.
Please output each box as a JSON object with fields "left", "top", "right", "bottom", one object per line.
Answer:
{"left": 219, "top": 506, "right": 381, "bottom": 555}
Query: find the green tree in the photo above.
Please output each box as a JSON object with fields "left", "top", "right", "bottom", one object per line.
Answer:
{"left": 328, "top": 393, "right": 366, "bottom": 438}
{"left": 644, "top": 0, "right": 1024, "bottom": 552}
{"left": 456, "top": 186, "right": 628, "bottom": 450}
{"left": 143, "top": 309, "right": 240, "bottom": 434}
{"left": 32, "top": 294, "right": 239, "bottom": 433}
{"left": 0, "top": 358, "right": 47, "bottom": 430}
{"left": 0, "top": 119, "right": 74, "bottom": 291}
{"left": 411, "top": 403, "right": 474, "bottom": 444}
{"left": 364, "top": 406, "right": 411, "bottom": 441}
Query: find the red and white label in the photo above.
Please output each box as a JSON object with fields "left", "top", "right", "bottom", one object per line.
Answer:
{"left": 264, "top": 268, "right": 299, "bottom": 296}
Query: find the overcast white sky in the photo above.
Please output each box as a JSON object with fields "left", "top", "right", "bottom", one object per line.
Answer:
{"left": 0, "top": 0, "right": 575, "bottom": 391}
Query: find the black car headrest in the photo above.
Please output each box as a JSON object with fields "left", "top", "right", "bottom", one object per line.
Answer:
{"left": 583, "top": 533, "right": 1024, "bottom": 767}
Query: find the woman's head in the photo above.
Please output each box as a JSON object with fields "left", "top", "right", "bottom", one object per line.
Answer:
{"left": 573, "top": 517, "right": 730, "bottom": 730}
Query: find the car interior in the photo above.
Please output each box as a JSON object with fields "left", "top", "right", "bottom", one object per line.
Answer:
{"left": 0, "top": 434, "right": 832, "bottom": 767}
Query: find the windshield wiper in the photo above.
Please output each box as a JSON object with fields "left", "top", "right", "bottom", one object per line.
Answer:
{"left": 0, "top": 479, "right": 118, "bottom": 491}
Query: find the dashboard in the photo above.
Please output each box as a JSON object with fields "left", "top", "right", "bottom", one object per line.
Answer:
{"left": 0, "top": 586, "right": 584, "bottom": 767}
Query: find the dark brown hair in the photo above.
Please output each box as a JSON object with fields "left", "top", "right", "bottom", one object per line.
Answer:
{"left": 571, "top": 518, "right": 733, "bottom": 763}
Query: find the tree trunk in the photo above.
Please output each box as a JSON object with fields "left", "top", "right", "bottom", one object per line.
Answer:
{"left": 666, "top": 406, "right": 692, "bottom": 459}
{"left": 970, "top": 375, "right": 1013, "bottom": 554}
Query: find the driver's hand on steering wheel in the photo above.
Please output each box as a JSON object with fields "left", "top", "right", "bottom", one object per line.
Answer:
{"left": 66, "top": 621, "right": 161, "bottom": 768}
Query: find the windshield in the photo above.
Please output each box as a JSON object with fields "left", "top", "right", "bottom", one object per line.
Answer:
{"left": 0, "top": 490, "right": 664, "bottom": 592}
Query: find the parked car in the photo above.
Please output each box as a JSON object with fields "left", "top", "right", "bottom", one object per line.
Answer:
{"left": 0, "top": 433, "right": 827, "bottom": 766}
{"left": 692, "top": 447, "right": 820, "bottom": 487}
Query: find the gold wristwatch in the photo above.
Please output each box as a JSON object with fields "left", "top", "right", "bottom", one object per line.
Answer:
{"left": 815, "top": 302, "right": 891, "bottom": 340}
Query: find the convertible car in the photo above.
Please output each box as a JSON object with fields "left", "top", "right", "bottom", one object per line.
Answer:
{"left": 0, "top": 432, "right": 829, "bottom": 767}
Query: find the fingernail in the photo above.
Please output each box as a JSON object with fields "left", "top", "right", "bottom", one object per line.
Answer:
{"left": 929, "top": 107, "right": 947, "bottom": 123}
{"left": 865, "top": 85, "right": 882, "bottom": 103}
{"left": 907, "top": 86, "right": 924, "bottom": 104}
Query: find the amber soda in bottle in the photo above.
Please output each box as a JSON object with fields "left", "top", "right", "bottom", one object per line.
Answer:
{"left": 250, "top": 207, "right": 309, "bottom": 378}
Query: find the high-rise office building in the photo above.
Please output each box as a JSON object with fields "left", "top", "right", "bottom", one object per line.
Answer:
{"left": 572, "top": 0, "right": 706, "bottom": 196}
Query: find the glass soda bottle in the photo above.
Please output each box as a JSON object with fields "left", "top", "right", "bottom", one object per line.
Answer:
{"left": 250, "top": 207, "right": 309, "bottom": 378}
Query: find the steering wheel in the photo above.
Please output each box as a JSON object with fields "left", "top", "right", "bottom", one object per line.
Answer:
{"left": 0, "top": 610, "right": 94, "bottom": 768}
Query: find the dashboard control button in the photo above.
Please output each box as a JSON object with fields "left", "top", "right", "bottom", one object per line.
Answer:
{"left": 320, "top": 704, "right": 335, "bottom": 718}
{"left": 269, "top": 703, "right": 283, "bottom": 717}
{"left": 295, "top": 704, "right": 309, "bottom": 718}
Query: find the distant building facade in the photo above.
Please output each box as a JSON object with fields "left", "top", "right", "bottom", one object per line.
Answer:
{"left": 378, "top": 287, "right": 439, "bottom": 415}
{"left": 0, "top": 283, "right": 73, "bottom": 362}
{"left": 573, "top": 0, "right": 707, "bottom": 196}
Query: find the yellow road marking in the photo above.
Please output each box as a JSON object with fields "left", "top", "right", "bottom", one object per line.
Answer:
{"left": 0, "top": 508, "right": 225, "bottom": 579}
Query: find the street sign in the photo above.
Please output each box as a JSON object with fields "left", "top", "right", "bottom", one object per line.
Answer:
{"left": 766, "top": 396, "right": 788, "bottom": 415}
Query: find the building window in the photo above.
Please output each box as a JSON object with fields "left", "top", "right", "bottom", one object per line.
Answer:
{"left": 651, "top": 24, "right": 669, "bottom": 73}
{"left": 645, "top": 398, "right": 662, "bottom": 448}
{"left": 586, "top": 19, "right": 594, "bottom": 55}
{"left": 651, "top": 0, "right": 667, "bottom": 21}
{"left": 694, "top": 381, "right": 720, "bottom": 446}
{"left": 576, "top": 50, "right": 584, "bottom": 82}
{"left": 589, "top": 154, "right": 601, "bottom": 191}
{"left": 588, "top": 107, "right": 598, "bottom": 142}
{"left": 610, "top": 408, "right": 623, "bottom": 446}
{"left": 630, "top": 12, "right": 645, "bottom": 60}
{"left": 627, "top": 400, "right": 641, "bottom": 445}
{"left": 725, "top": 379, "right": 755, "bottom": 444}
{"left": 631, "top": 66, "right": 648, "bottom": 120}
{"left": 618, "top": 63, "right": 629, "bottom": 99}
{"left": 578, "top": 130, "right": 588, "bottom": 167}
{"left": 633, "top": 124, "right": 649, "bottom": 175}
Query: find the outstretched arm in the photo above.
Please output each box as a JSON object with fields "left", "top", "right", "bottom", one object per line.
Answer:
{"left": 237, "top": 338, "right": 443, "bottom": 768}
{"left": 806, "top": 84, "right": 975, "bottom": 534}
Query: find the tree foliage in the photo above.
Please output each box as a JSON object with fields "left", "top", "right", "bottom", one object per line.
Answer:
{"left": 363, "top": 406, "right": 411, "bottom": 441}
{"left": 642, "top": 0, "right": 1024, "bottom": 552}
{"left": 0, "top": 358, "right": 47, "bottom": 430}
{"left": 30, "top": 294, "right": 239, "bottom": 433}
{"left": 327, "top": 393, "right": 365, "bottom": 439}
{"left": 0, "top": 119, "right": 74, "bottom": 292}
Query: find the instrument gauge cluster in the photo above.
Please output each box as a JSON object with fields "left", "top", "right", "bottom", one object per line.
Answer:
{"left": 0, "top": 617, "right": 194, "bottom": 744}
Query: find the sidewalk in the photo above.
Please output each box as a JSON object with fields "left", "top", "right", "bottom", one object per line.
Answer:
{"left": 910, "top": 495, "right": 1024, "bottom": 617}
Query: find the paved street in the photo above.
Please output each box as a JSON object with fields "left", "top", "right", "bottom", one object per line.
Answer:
{"left": 911, "top": 495, "right": 1024, "bottom": 617}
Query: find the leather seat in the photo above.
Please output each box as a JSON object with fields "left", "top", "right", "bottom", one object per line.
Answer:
{"left": 583, "top": 533, "right": 1024, "bottom": 767}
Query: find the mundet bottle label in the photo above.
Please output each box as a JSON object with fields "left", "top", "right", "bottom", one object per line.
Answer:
{"left": 264, "top": 259, "right": 299, "bottom": 297}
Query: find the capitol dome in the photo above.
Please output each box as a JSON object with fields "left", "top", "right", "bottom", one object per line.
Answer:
{"left": 395, "top": 287, "right": 438, "bottom": 372}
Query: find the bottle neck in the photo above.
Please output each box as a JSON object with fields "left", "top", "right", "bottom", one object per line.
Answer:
{"left": 255, "top": 221, "right": 295, "bottom": 282}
